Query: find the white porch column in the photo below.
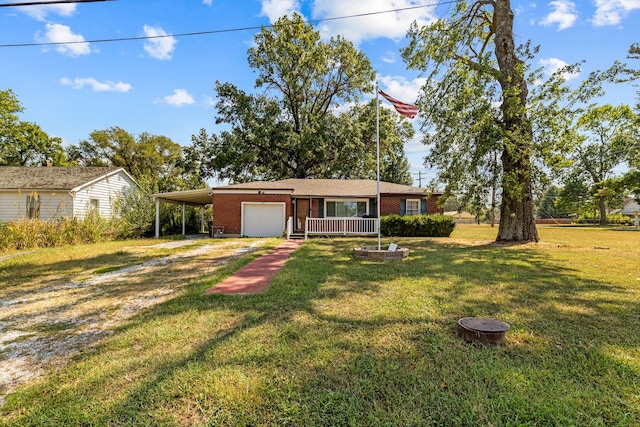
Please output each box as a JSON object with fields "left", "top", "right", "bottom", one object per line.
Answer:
{"left": 182, "top": 203, "right": 186, "bottom": 236}
{"left": 200, "top": 207, "right": 205, "bottom": 233}
{"left": 155, "top": 198, "right": 160, "bottom": 238}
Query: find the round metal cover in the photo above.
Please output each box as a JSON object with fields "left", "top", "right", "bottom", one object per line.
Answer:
{"left": 458, "top": 317, "right": 510, "bottom": 333}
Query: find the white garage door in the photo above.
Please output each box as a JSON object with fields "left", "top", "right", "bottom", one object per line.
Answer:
{"left": 242, "top": 203, "right": 286, "bottom": 237}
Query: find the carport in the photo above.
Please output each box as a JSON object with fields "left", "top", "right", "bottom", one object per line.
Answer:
{"left": 151, "top": 189, "right": 213, "bottom": 238}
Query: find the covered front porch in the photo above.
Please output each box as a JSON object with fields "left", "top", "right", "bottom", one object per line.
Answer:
{"left": 289, "top": 196, "right": 379, "bottom": 239}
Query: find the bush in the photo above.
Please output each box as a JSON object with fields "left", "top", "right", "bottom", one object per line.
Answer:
{"left": 113, "top": 190, "right": 155, "bottom": 238}
{"left": 381, "top": 214, "right": 456, "bottom": 237}
{"left": 575, "top": 213, "right": 633, "bottom": 226}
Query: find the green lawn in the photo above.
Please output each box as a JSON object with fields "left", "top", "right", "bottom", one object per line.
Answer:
{"left": 2, "top": 226, "right": 639, "bottom": 426}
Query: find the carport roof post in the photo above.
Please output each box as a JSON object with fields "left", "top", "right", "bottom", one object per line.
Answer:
{"left": 151, "top": 188, "right": 213, "bottom": 238}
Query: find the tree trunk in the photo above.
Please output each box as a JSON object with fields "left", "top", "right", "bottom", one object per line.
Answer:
{"left": 598, "top": 195, "right": 608, "bottom": 225}
{"left": 491, "top": 152, "right": 497, "bottom": 227}
{"left": 493, "top": 0, "right": 539, "bottom": 242}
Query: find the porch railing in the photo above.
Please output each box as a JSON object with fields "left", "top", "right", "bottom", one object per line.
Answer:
{"left": 305, "top": 217, "right": 378, "bottom": 239}
{"left": 286, "top": 216, "right": 293, "bottom": 240}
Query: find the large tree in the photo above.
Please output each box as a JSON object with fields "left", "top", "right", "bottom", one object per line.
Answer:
{"left": 0, "top": 89, "right": 68, "bottom": 166}
{"left": 192, "top": 13, "right": 412, "bottom": 184}
{"left": 67, "top": 126, "right": 198, "bottom": 191}
{"left": 402, "top": 0, "right": 539, "bottom": 242}
{"left": 569, "top": 104, "right": 636, "bottom": 224}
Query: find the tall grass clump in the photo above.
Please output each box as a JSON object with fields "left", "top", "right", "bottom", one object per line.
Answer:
{"left": 0, "top": 213, "right": 118, "bottom": 252}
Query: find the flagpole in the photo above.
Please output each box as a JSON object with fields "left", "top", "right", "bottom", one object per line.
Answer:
{"left": 376, "top": 82, "right": 381, "bottom": 250}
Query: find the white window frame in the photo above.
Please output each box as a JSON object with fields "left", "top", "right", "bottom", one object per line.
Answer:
{"left": 325, "top": 199, "right": 369, "bottom": 218}
{"left": 406, "top": 199, "right": 421, "bottom": 216}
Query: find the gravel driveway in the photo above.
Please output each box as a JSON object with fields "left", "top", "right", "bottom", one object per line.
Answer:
{"left": 0, "top": 238, "right": 264, "bottom": 405}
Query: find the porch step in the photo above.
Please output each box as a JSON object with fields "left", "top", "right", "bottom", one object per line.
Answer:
{"left": 288, "top": 233, "right": 305, "bottom": 240}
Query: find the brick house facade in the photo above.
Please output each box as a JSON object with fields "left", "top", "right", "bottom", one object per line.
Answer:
{"left": 210, "top": 179, "right": 443, "bottom": 237}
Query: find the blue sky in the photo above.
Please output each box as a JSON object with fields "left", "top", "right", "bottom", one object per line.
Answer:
{"left": 1, "top": 0, "right": 638, "bottom": 186}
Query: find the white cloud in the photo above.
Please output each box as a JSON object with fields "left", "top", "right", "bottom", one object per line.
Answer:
{"left": 259, "top": 0, "right": 300, "bottom": 23}
{"left": 378, "top": 75, "right": 425, "bottom": 105}
{"left": 9, "top": 0, "right": 76, "bottom": 21}
{"left": 60, "top": 77, "right": 132, "bottom": 92}
{"left": 312, "top": 0, "right": 437, "bottom": 45}
{"left": 382, "top": 51, "right": 396, "bottom": 64}
{"left": 539, "top": 57, "right": 580, "bottom": 80}
{"left": 592, "top": 0, "right": 640, "bottom": 26}
{"left": 161, "top": 89, "right": 195, "bottom": 106}
{"left": 39, "top": 23, "right": 90, "bottom": 57}
{"left": 405, "top": 133, "right": 428, "bottom": 154}
{"left": 143, "top": 25, "right": 177, "bottom": 60}
{"left": 540, "top": 0, "right": 578, "bottom": 30}
{"left": 202, "top": 0, "right": 213, "bottom": 5}
{"left": 202, "top": 95, "right": 217, "bottom": 108}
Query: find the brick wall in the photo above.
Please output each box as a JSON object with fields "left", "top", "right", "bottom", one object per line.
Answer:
{"left": 380, "top": 196, "right": 401, "bottom": 216}
{"left": 427, "top": 195, "right": 444, "bottom": 214}
{"left": 380, "top": 194, "right": 443, "bottom": 216}
{"left": 212, "top": 193, "right": 292, "bottom": 235}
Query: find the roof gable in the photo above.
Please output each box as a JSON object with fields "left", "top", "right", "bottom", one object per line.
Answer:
{"left": 0, "top": 167, "right": 128, "bottom": 191}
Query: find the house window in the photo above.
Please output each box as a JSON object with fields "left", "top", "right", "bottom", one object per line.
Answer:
{"left": 26, "top": 194, "right": 40, "bottom": 219}
{"left": 90, "top": 199, "right": 99, "bottom": 211}
{"left": 406, "top": 199, "right": 421, "bottom": 216}
{"left": 326, "top": 200, "right": 367, "bottom": 217}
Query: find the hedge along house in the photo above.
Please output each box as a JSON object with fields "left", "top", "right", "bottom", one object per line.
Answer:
{"left": 0, "top": 166, "right": 138, "bottom": 222}
{"left": 210, "top": 179, "right": 443, "bottom": 238}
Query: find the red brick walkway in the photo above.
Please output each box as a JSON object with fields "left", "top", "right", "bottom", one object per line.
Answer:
{"left": 204, "top": 240, "right": 303, "bottom": 295}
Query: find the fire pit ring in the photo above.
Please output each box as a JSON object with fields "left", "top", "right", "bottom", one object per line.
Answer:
{"left": 353, "top": 246, "right": 409, "bottom": 262}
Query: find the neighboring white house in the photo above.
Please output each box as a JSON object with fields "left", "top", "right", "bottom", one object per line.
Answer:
{"left": 0, "top": 166, "right": 138, "bottom": 222}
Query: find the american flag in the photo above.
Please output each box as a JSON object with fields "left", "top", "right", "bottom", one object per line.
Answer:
{"left": 378, "top": 90, "right": 419, "bottom": 119}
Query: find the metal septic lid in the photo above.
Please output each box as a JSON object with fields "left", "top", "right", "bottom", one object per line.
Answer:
{"left": 458, "top": 317, "right": 510, "bottom": 333}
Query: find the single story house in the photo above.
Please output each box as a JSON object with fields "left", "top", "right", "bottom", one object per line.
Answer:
{"left": 210, "top": 179, "right": 443, "bottom": 237}
{"left": 444, "top": 210, "right": 477, "bottom": 224}
{"left": 0, "top": 166, "right": 138, "bottom": 222}
{"left": 152, "top": 179, "right": 443, "bottom": 238}
{"left": 620, "top": 197, "right": 640, "bottom": 217}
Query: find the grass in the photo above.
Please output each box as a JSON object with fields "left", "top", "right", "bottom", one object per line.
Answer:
{"left": 1, "top": 226, "right": 639, "bottom": 426}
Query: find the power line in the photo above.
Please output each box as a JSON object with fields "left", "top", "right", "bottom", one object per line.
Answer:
{"left": 0, "top": 1, "right": 459, "bottom": 48}
{"left": 0, "top": 0, "right": 114, "bottom": 6}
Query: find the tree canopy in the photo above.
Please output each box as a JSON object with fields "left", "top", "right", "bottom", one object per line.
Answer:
{"left": 67, "top": 126, "right": 202, "bottom": 192}
{"left": 0, "top": 89, "right": 68, "bottom": 166}
{"left": 191, "top": 13, "right": 412, "bottom": 185}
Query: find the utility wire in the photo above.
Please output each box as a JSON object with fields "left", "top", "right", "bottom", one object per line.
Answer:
{"left": 0, "top": 0, "right": 114, "bottom": 6}
{"left": 0, "top": 1, "right": 458, "bottom": 48}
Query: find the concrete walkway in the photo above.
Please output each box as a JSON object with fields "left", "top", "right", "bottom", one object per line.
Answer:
{"left": 204, "top": 240, "right": 303, "bottom": 295}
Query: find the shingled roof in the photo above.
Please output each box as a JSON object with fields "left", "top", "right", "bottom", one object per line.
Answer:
{"left": 213, "top": 178, "right": 441, "bottom": 197}
{"left": 0, "top": 167, "right": 125, "bottom": 191}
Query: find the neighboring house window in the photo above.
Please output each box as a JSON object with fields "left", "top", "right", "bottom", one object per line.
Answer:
{"left": 326, "top": 200, "right": 367, "bottom": 217}
{"left": 26, "top": 194, "right": 40, "bottom": 219}
{"left": 406, "top": 199, "right": 421, "bottom": 216}
{"left": 90, "top": 199, "right": 100, "bottom": 212}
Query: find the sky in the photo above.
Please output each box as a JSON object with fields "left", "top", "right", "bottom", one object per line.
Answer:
{"left": 1, "top": 0, "right": 639, "bottom": 187}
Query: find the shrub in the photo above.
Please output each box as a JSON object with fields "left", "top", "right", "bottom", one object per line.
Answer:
{"left": 113, "top": 190, "right": 155, "bottom": 239}
{"left": 381, "top": 214, "right": 456, "bottom": 237}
